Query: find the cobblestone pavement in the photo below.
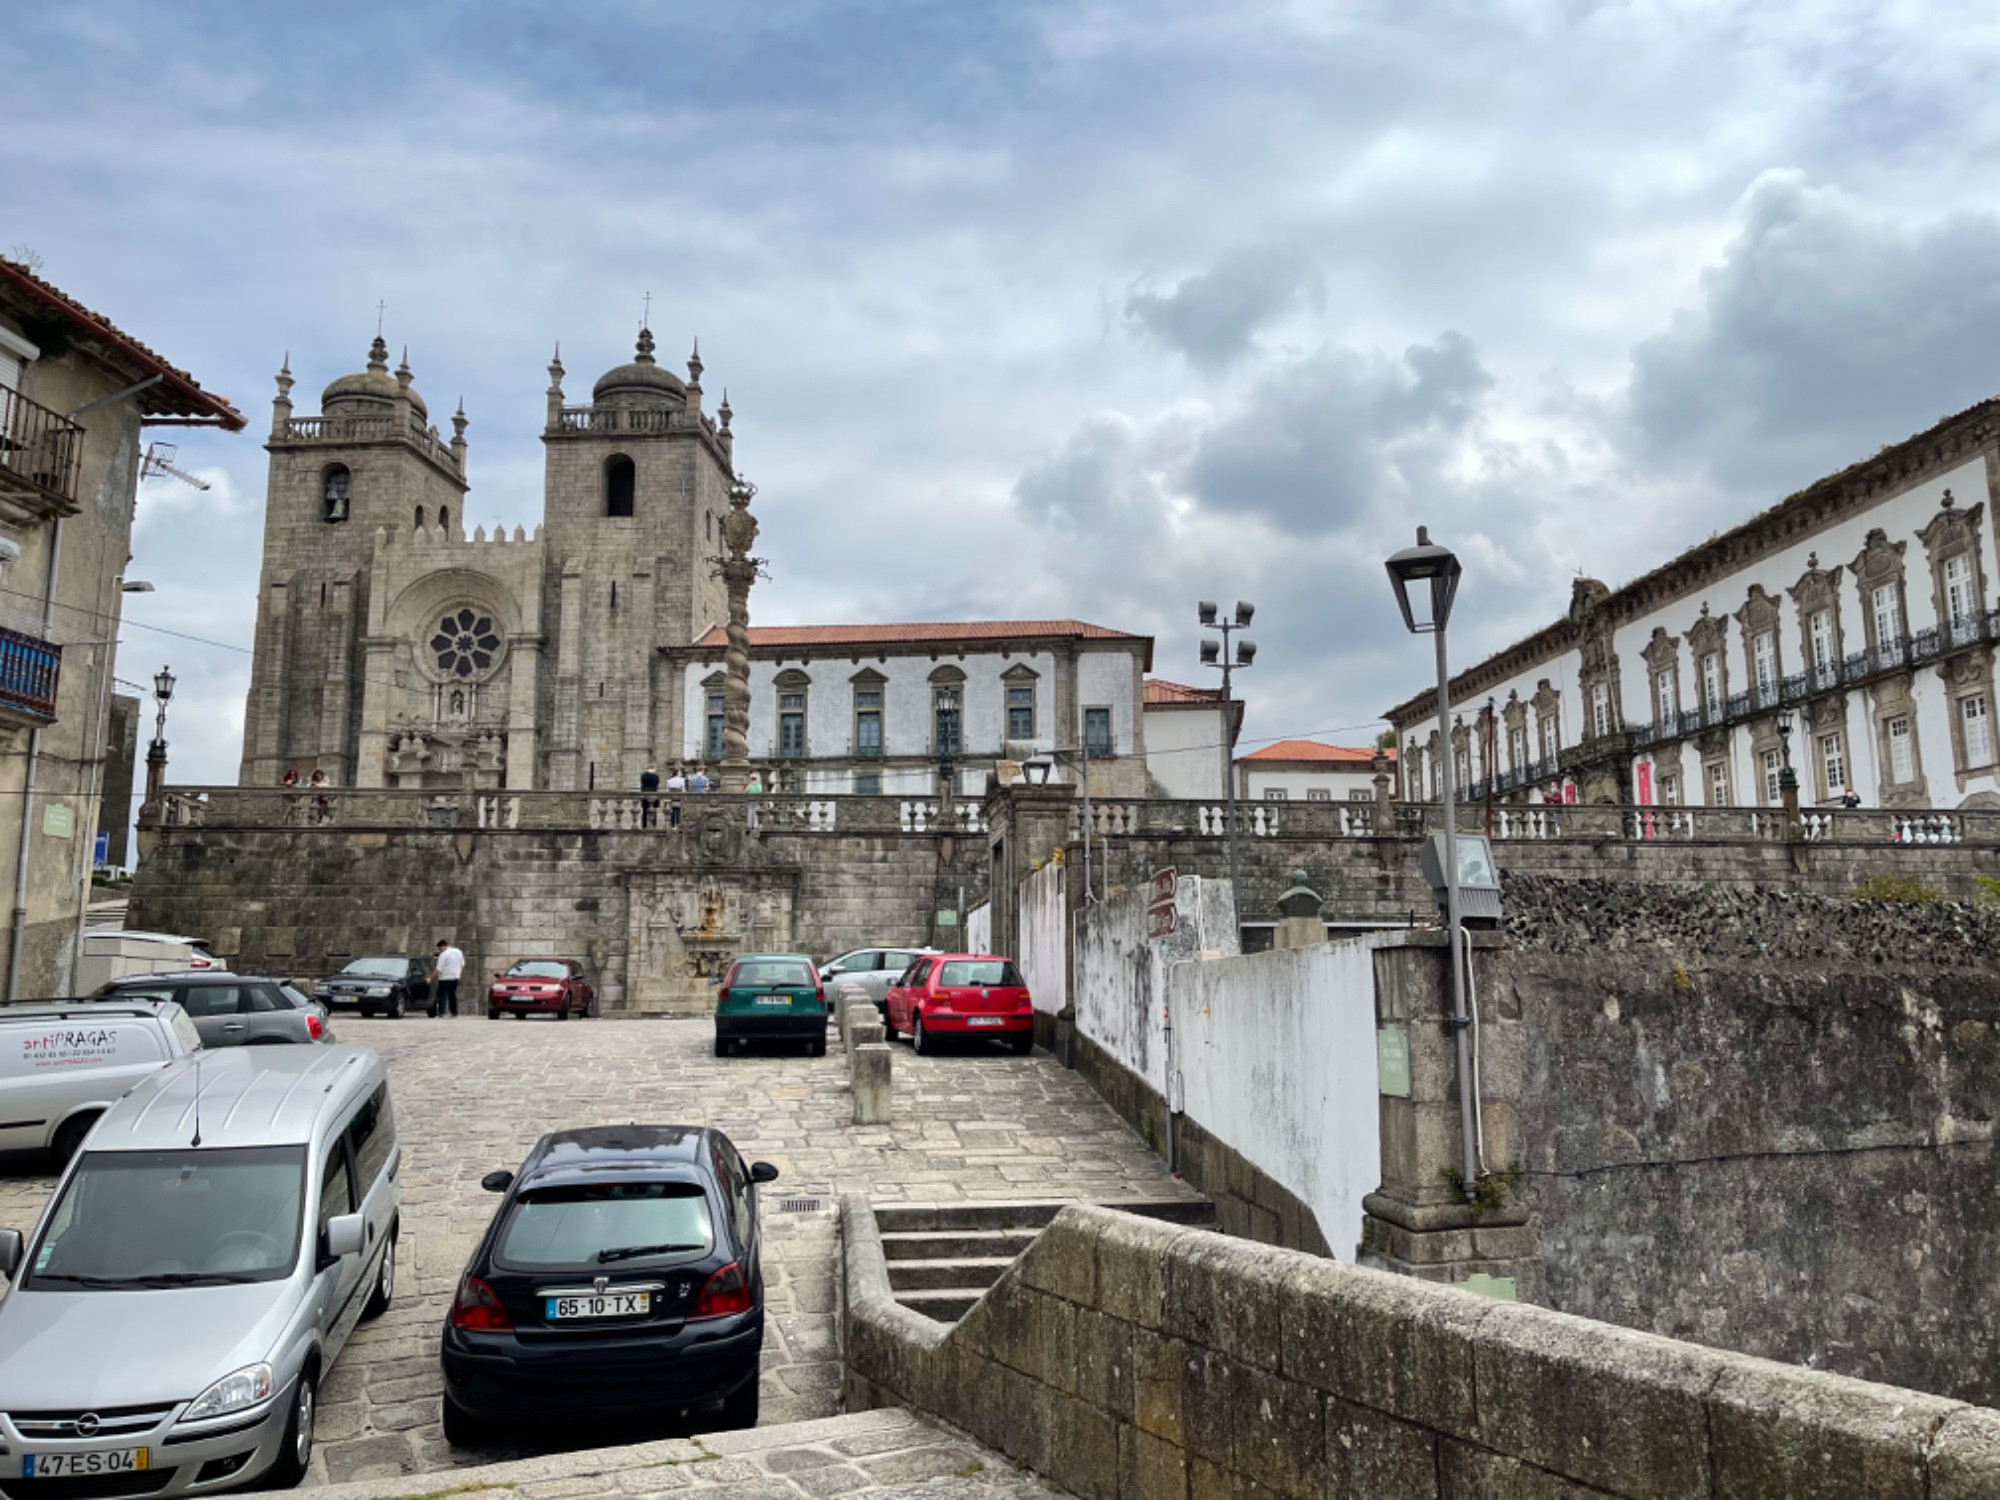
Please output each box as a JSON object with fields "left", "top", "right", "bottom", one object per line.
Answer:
{"left": 245, "top": 1408, "right": 1069, "bottom": 1499}
{"left": 0, "top": 1015, "right": 1196, "bottom": 1488}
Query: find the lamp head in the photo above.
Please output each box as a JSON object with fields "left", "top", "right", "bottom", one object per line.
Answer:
{"left": 1197, "top": 600, "right": 1218, "bottom": 627}
{"left": 1776, "top": 707, "right": 1793, "bottom": 738}
{"left": 120, "top": 580, "right": 155, "bottom": 594}
{"left": 1384, "top": 526, "right": 1463, "bottom": 634}
{"left": 1235, "top": 639, "right": 1256, "bottom": 667}
{"left": 1234, "top": 601, "right": 1255, "bottom": 628}
{"left": 1022, "top": 758, "right": 1052, "bottom": 786}
{"left": 1199, "top": 638, "right": 1220, "bottom": 666}
{"left": 153, "top": 666, "right": 176, "bottom": 704}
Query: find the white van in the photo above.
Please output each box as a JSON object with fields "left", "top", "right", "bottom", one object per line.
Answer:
{"left": 74, "top": 931, "right": 228, "bottom": 994}
{"left": 0, "top": 1001, "right": 202, "bottom": 1161}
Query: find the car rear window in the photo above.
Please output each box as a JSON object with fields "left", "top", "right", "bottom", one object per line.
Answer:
{"left": 497, "top": 1182, "right": 715, "bottom": 1269}
{"left": 940, "top": 960, "right": 1025, "bottom": 988}
{"left": 506, "top": 962, "right": 569, "bottom": 978}
{"left": 733, "top": 960, "right": 815, "bottom": 987}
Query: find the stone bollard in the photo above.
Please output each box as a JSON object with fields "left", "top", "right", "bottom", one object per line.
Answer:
{"left": 852, "top": 1041, "right": 891, "bottom": 1125}
{"left": 834, "top": 984, "right": 870, "bottom": 1046}
{"left": 843, "top": 1000, "right": 876, "bottom": 1059}
{"left": 851, "top": 1019, "right": 884, "bottom": 1049}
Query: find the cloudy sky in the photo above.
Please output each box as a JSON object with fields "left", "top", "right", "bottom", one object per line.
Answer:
{"left": 11, "top": 0, "right": 2000, "bottom": 797}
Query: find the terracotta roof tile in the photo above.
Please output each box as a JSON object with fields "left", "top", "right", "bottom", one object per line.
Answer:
{"left": 1239, "top": 738, "right": 1390, "bottom": 765}
{"left": 0, "top": 258, "right": 244, "bottom": 429}
{"left": 690, "top": 619, "right": 1151, "bottom": 668}
{"left": 1144, "top": 678, "right": 1225, "bottom": 705}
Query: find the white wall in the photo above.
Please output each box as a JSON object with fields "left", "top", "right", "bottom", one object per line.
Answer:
{"left": 1016, "top": 859, "right": 1067, "bottom": 1013}
{"left": 1077, "top": 649, "right": 1137, "bottom": 754}
{"left": 1240, "top": 764, "right": 1377, "bottom": 802}
{"left": 1074, "top": 877, "right": 1383, "bottom": 1261}
{"left": 1145, "top": 704, "right": 1229, "bottom": 798}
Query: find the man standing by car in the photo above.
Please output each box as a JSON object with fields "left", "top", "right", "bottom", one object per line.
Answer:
{"left": 433, "top": 938, "right": 466, "bottom": 1018}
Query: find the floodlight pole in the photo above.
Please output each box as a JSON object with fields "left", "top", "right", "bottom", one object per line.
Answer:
{"left": 1433, "top": 622, "right": 1478, "bottom": 1198}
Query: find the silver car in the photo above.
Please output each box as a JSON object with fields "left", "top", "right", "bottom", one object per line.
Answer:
{"left": 0, "top": 1044, "right": 400, "bottom": 1493}
{"left": 818, "top": 947, "right": 938, "bottom": 1015}
{"left": 92, "top": 974, "right": 334, "bottom": 1048}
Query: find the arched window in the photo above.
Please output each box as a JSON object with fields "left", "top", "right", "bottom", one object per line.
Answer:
{"left": 439, "top": 505, "right": 450, "bottom": 532}
{"left": 321, "top": 465, "right": 351, "bottom": 523}
{"left": 414, "top": 505, "right": 426, "bottom": 530}
{"left": 605, "top": 455, "right": 636, "bottom": 517}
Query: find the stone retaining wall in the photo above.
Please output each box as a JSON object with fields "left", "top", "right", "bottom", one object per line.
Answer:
{"left": 841, "top": 1199, "right": 2000, "bottom": 1499}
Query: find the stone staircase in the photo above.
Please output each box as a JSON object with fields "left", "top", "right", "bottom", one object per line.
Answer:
{"left": 877, "top": 1197, "right": 1216, "bottom": 1322}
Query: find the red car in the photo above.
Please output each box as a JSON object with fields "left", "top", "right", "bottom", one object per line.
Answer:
{"left": 884, "top": 953, "right": 1034, "bottom": 1055}
{"left": 487, "top": 958, "right": 596, "bottom": 1020}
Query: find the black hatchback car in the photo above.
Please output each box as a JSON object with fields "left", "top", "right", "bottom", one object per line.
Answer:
{"left": 440, "top": 1125, "right": 779, "bottom": 1443}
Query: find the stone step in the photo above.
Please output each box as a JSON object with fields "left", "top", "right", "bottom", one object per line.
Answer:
{"left": 897, "top": 1287, "right": 988, "bottom": 1323}
{"left": 872, "top": 1196, "right": 1215, "bottom": 1234}
{"left": 886, "top": 1254, "right": 1018, "bottom": 1291}
{"left": 878, "top": 1227, "right": 1042, "bottom": 1260}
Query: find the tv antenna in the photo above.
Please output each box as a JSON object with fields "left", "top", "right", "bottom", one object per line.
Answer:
{"left": 141, "top": 443, "right": 210, "bottom": 491}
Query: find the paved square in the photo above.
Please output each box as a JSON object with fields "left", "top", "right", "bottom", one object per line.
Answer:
{"left": 0, "top": 1016, "right": 1196, "bottom": 1487}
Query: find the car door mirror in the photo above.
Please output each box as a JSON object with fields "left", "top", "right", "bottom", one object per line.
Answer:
{"left": 749, "top": 1161, "right": 780, "bottom": 1184}
{"left": 0, "top": 1228, "right": 21, "bottom": 1278}
{"left": 480, "top": 1169, "right": 515, "bottom": 1192}
{"left": 323, "top": 1212, "right": 365, "bottom": 1260}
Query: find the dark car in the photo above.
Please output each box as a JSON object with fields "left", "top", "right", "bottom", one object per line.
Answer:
{"left": 91, "top": 972, "right": 334, "bottom": 1047}
{"left": 487, "top": 958, "right": 596, "bottom": 1020}
{"left": 440, "top": 1125, "right": 778, "bottom": 1443}
{"left": 320, "top": 954, "right": 436, "bottom": 1017}
{"left": 884, "top": 953, "right": 1034, "bottom": 1055}
{"left": 712, "top": 953, "right": 826, "bottom": 1057}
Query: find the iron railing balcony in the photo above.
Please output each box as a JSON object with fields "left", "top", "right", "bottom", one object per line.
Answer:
{"left": 0, "top": 625, "right": 61, "bottom": 722}
{"left": 0, "top": 385, "right": 84, "bottom": 516}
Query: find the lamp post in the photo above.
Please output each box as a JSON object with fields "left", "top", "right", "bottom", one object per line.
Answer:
{"left": 1198, "top": 600, "right": 1256, "bottom": 916}
{"left": 1385, "top": 527, "right": 1477, "bottom": 1197}
{"left": 145, "top": 665, "right": 176, "bottom": 804}
{"left": 1776, "top": 706, "right": 1800, "bottom": 837}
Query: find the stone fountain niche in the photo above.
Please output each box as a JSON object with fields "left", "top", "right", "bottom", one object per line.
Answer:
{"left": 623, "top": 811, "right": 800, "bottom": 1014}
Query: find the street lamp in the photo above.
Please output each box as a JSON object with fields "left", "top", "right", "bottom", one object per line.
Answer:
{"left": 1775, "top": 706, "right": 1800, "bottom": 834}
{"left": 1384, "top": 526, "right": 1478, "bottom": 1198}
{"left": 1198, "top": 600, "right": 1256, "bottom": 918}
{"left": 1022, "top": 757, "right": 1053, "bottom": 786}
{"left": 151, "top": 665, "right": 176, "bottom": 750}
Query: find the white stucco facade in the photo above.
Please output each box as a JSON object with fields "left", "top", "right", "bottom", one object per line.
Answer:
{"left": 1141, "top": 682, "right": 1234, "bottom": 799}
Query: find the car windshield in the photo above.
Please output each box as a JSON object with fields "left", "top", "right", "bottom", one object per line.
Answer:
{"left": 506, "top": 962, "right": 569, "bottom": 978}
{"left": 25, "top": 1147, "right": 307, "bottom": 1289}
{"left": 733, "top": 960, "right": 814, "bottom": 987}
{"left": 342, "top": 959, "right": 405, "bottom": 978}
{"left": 497, "top": 1182, "right": 714, "bottom": 1269}
{"left": 940, "top": 960, "right": 1025, "bottom": 988}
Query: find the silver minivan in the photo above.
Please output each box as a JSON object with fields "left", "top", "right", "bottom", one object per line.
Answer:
{"left": 0, "top": 1045, "right": 400, "bottom": 1493}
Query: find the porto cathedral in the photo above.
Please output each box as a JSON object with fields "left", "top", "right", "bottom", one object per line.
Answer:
{"left": 238, "top": 331, "right": 1183, "bottom": 800}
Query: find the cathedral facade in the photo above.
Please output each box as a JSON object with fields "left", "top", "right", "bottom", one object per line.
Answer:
{"left": 240, "top": 332, "right": 1176, "bottom": 798}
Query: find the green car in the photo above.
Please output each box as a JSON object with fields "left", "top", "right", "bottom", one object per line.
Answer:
{"left": 714, "top": 953, "right": 828, "bottom": 1057}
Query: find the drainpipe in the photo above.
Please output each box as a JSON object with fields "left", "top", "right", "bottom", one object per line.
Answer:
{"left": 8, "top": 518, "right": 63, "bottom": 1001}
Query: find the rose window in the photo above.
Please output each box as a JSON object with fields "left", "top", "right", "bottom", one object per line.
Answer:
{"left": 431, "top": 608, "right": 501, "bottom": 678}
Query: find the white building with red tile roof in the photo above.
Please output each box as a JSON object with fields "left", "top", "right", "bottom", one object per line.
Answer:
{"left": 1235, "top": 738, "right": 1391, "bottom": 804}
{"left": 1140, "top": 678, "right": 1241, "bottom": 800}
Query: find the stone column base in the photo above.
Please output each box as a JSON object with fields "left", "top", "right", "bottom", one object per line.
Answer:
{"left": 1357, "top": 1191, "right": 1540, "bottom": 1298}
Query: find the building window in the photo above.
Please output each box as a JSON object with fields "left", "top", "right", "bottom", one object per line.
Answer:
{"left": 1508, "top": 725, "right": 1526, "bottom": 769}
{"left": 414, "top": 505, "right": 425, "bottom": 530}
{"left": 322, "top": 465, "right": 351, "bottom": 523}
{"left": 1659, "top": 773, "right": 1681, "bottom": 806}
{"left": 1347, "top": 789, "right": 1371, "bottom": 802}
{"left": 1264, "top": 789, "right": 1288, "bottom": 801}
{"left": 1752, "top": 631, "right": 1777, "bottom": 700}
{"left": 778, "top": 691, "right": 807, "bottom": 758}
{"left": 430, "top": 608, "right": 500, "bottom": 679}
{"left": 605, "top": 455, "right": 636, "bottom": 517}
{"left": 853, "top": 770, "right": 881, "bottom": 796}
{"left": 1654, "top": 670, "right": 1677, "bottom": 726}
{"left": 705, "top": 692, "right": 725, "bottom": 760}
{"left": 1308, "top": 788, "right": 1334, "bottom": 802}
{"left": 934, "top": 687, "right": 962, "bottom": 756}
{"left": 1872, "top": 584, "right": 1903, "bottom": 650}
{"left": 1761, "top": 747, "right": 1783, "bottom": 804}
{"left": 854, "top": 688, "right": 883, "bottom": 757}
{"left": 1083, "top": 706, "right": 1112, "bottom": 758}
{"left": 1539, "top": 712, "right": 1559, "bottom": 764}
{"left": 1589, "top": 682, "right": 1611, "bottom": 739}
{"left": 1701, "top": 652, "right": 1722, "bottom": 714}
{"left": 1809, "top": 609, "right": 1836, "bottom": 679}
{"left": 1455, "top": 745, "right": 1471, "bottom": 788}
{"left": 1819, "top": 733, "right": 1847, "bottom": 799}
{"left": 1706, "top": 760, "right": 1730, "bottom": 807}
{"left": 1962, "top": 695, "right": 1993, "bottom": 768}
{"left": 1006, "top": 684, "right": 1035, "bottom": 741}
{"left": 1946, "top": 553, "right": 1978, "bottom": 629}
{"left": 1887, "top": 713, "right": 1914, "bottom": 783}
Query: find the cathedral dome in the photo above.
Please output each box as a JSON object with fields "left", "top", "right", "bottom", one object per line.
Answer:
{"left": 322, "top": 336, "right": 429, "bottom": 417}
{"left": 591, "top": 328, "right": 685, "bottom": 404}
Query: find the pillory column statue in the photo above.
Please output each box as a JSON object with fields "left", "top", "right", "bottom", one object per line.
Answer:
{"left": 718, "top": 477, "right": 761, "bottom": 793}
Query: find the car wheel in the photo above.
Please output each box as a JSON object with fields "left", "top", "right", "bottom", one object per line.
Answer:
{"left": 913, "top": 1012, "right": 936, "bottom": 1057}
{"left": 486, "top": 1008, "right": 500, "bottom": 1021}
{"left": 268, "top": 1365, "right": 317, "bottom": 1488}
{"left": 556, "top": 998, "right": 569, "bottom": 1021}
{"left": 882, "top": 1009, "right": 897, "bottom": 1040}
{"left": 1010, "top": 1033, "right": 1034, "bottom": 1055}
{"left": 721, "top": 1375, "right": 760, "bottom": 1430}
{"left": 442, "top": 1398, "right": 488, "bottom": 1449}
{"left": 51, "top": 1113, "right": 95, "bottom": 1166}
{"left": 359, "top": 1006, "right": 374, "bottom": 1019}
{"left": 388, "top": 993, "right": 404, "bottom": 1020}
{"left": 809, "top": 1036, "right": 826, "bottom": 1058}
{"left": 361, "top": 1228, "right": 395, "bottom": 1319}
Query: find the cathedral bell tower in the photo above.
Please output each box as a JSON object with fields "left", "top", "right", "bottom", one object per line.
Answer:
{"left": 539, "top": 327, "right": 737, "bottom": 791}
{"left": 239, "top": 337, "right": 470, "bottom": 787}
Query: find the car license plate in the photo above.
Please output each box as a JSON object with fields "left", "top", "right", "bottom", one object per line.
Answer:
{"left": 24, "top": 1449, "right": 149, "bottom": 1478}
{"left": 546, "top": 1292, "right": 649, "bottom": 1319}
{"left": 754, "top": 995, "right": 789, "bottom": 1006}
{"left": 966, "top": 1016, "right": 1005, "bottom": 1026}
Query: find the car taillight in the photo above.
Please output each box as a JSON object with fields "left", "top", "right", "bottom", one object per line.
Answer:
{"left": 306, "top": 1012, "right": 323, "bottom": 1040}
{"left": 451, "top": 1275, "right": 514, "bottom": 1331}
{"left": 690, "top": 1262, "right": 751, "bottom": 1320}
